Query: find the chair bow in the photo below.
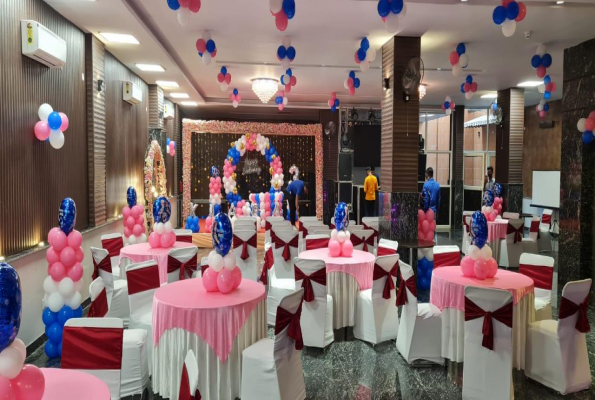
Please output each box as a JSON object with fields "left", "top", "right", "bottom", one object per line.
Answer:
{"left": 168, "top": 255, "right": 198, "bottom": 280}
{"left": 179, "top": 364, "right": 201, "bottom": 400}
{"left": 265, "top": 220, "right": 272, "bottom": 231}
{"left": 102, "top": 237, "right": 123, "bottom": 258}
{"left": 363, "top": 223, "right": 379, "bottom": 241}
{"left": 396, "top": 269, "right": 417, "bottom": 307}
{"left": 351, "top": 234, "right": 374, "bottom": 252}
{"left": 530, "top": 220, "right": 540, "bottom": 239}
{"left": 275, "top": 302, "right": 304, "bottom": 350}
{"left": 506, "top": 223, "right": 523, "bottom": 244}
{"left": 294, "top": 266, "right": 327, "bottom": 302}
{"left": 299, "top": 224, "right": 308, "bottom": 237}
{"left": 233, "top": 234, "right": 257, "bottom": 261}
{"left": 464, "top": 297, "right": 513, "bottom": 350}
{"left": 559, "top": 294, "right": 590, "bottom": 333}
{"left": 541, "top": 214, "right": 551, "bottom": 226}
{"left": 260, "top": 247, "right": 274, "bottom": 285}
{"left": 330, "top": 223, "right": 335, "bottom": 229}
{"left": 377, "top": 246, "right": 397, "bottom": 256}
{"left": 87, "top": 289, "right": 108, "bottom": 318}
{"left": 373, "top": 262, "right": 399, "bottom": 301}
{"left": 518, "top": 264, "right": 553, "bottom": 290}
{"left": 273, "top": 234, "right": 299, "bottom": 261}
{"left": 305, "top": 237, "right": 329, "bottom": 250}
{"left": 92, "top": 256, "right": 112, "bottom": 280}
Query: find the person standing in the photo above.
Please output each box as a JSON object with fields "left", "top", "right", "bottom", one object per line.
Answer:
{"left": 363, "top": 167, "right": 378, "bottom": 217}
{"left": 484, "top": 166, "right": 495, "bottom": 192}
{"left": 286, "top": 179, "right": 308, "bottom": 227}
{"left": 423, "top": 167, "right": 441, "bottom": 215}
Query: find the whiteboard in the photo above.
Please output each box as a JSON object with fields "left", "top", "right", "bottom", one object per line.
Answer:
{"left": 532, "top": 171, "right": 560, "bottom": 209}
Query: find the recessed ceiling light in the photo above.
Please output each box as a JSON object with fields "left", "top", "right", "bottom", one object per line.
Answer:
{"left": 481, "top": 93, "right": 498, "bottom": 99}
{"left": 98, "top": 32, "right": 139, "bottom": 44}
{"left": 156, "top": 81, "right": 179, "bottom": 89}
{"left": 136, "top": 64, "right": 165, "bottom": 72}
{"left": 556, "top": 1, "right": 565, "bottom": 4}
{"left": 461, "top": 0, "right": 468, "bottom": 2}
{"left": 426, "top": 114, "right": 435, "bottom": 117}
{"left": 517, "top": 81, "right": 544, "bottom": 87}
{"left": 169, "top": 93, "right": 189, "bottom": 99}
{"left": 180, "top": 101, "right": 198, "bottom": 106}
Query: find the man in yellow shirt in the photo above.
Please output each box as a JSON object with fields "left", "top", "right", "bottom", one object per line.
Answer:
{"left": 363, "top": 167, "right": 378, "bottom": 217}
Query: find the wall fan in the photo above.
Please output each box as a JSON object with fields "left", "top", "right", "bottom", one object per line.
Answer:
{"left": 401, "top": 56, "right": 424, "bottom": 102}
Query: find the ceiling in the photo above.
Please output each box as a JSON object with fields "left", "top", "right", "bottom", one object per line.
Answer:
{"left": 45, "top": 0, "right": 595, "bottom": 111}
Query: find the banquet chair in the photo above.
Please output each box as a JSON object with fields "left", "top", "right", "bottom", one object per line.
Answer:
{"left": 199, "top": 257, "right": 209, "bottom": 277}
{"left": 88, "top": 278, "right": 149, "bottom": 398}
{"left": 174, "top": 229, "right": 192, "bottom": 234}
{"left": 176, "top": 230, "right": 194, "bottom": 243}
{"left": 265, "top": 218, "right": 290, "bottom": 244}
{"left": 347, "top": 225, "right": 365, "bottom": 232}
{"left": 126, "top": 260, "right": 160, "bottom": 375}
{"left": 498, "top": 219, "right": 525, "bottom": 268}
{"left": 167, "top": 246, "right": 199, "bottom": 283}
{"left": 241, "top": 289, "right": 306, "bottom": 400}
{"left": 502, "top": 212, "right": 520, "bottom": 219}
{"left": 354, "top": 254, "right": 400, "bottom": 345}
{"left": 90, "top": 247, "right": 130, "bottom": 326}
{"left": 119, "top": 257, "right": 132, "bottom": 281}
{"left": 462, "top": 287, "right": 514, "bottom": 400}
{"left": 62, "top": 318, "right": 124, "bottom": 399}
{"left": 101, "top": 233, "right": 125, "bottom": 279}
{"left": 538, "top": 209, "right": 553, "bottom": 253}
{"left": 299, "top": 221, "right": 326, "bottom": 251}
{"left": 525, "top": 279, "right": 592, "bottom": 395}
{"left": 235, "top": 218, "right": 258, "bottom": 231}
{"left": 362, "top": 216, "right": 380, "bottom": 227}
{"left": 433, "top": 245, "right": 461, "bottom": 269}
{"left": 349, "top": 229, "right": 376, "bottom": 255}
{"left": 179, "top": 349, "right": 200, "bottom": 400}
{"left": 267, "top": 229, "right": 300, "bottom": 325}
{"left": 377, "top": 239, "right": 398, "bottom": 256}
{"left": 233, "top": 230, "right": 258, "bottom": 281}
{"left": 396, "top": 261, "right": 443, "bottom": 365}
{"left": 462, "top": 214, "right": 472, "bottom": 255}
{"left": 294, "top": 258, "right": 334, "bottom": 348}
{"left": 311, "top": 227, "right": 331, "bottom": 235}
{"left": 519, "top": 253, "right": 554, "bottom": 321}
{"left": 305, "top": 234, "right": 330, "bottom": 251}
{"left": 521, "top": 216, "right": 540, "bottom": 254}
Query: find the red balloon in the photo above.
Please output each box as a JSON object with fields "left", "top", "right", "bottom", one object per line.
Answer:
{"left": 211, "top": 48, "right": 217, "bottom": 58}
{"left": 471, "top": 82, "right": 478, "bottom": 92}
{"left": 421, "top": 220, "right": 430, "bottom": 234}
{"left": 188, "top": 0, "right": 201, "bottom": 13}
{"left": 290, "top": 75, "right": 297, "bottom": 86}
{"left": 545, "top": 83, "right": 553, "bottom": 92}
{"left": 349, "top": 87, "right": 356, "bottom": 96}
{"left": 590, "top": 111, "right": 595, "bottom": 120}
{"left": 585, "top": 118, "right": 595, "bottom": 132}
{"left": 328, "top": 99, "right": 333, "bottom": 107}
{"left": 502, "top": 0, "right": 513, "bottom": 6}
{"left": 539, "top": 110, "right": 547, "bottom": 118}
{"left": 217, "top": 73, "right": 225, "bottom": 83}
{"left": 225, "top": 73, "right": 232, "bottom": 84}
{"left": 347, "top": 77, "right": 354, "bottom": 88}
{"left": 550, "top": 82, "right": 557, "bottom": 92}
{"left": 463, "top": 82, "right": 471, "bottom": 92}
{"left": 426, "top": 209, "right": 435, "bottom": 222}
{"left": 516, "top": 2, "right": 527, "bottom": 22}
{"left": 195, "top": 38, "right": 206, "bottom": 53}
{"left": 536, "top": 66, "right": 546, "bottom": 79}
{"left": 179, "top": 0, "right": 190, "bottom": 7}
{"left": 451, "top": 101, "right": 456, "bottom": 108}
{"left": 354, "top": 50, "right": 361, "bottom": 64}
{"left": 275, "top": 10, "right": 288, "bottom": 31}
{"left": 449, "top": 51, "right": 459, "bottom": 66}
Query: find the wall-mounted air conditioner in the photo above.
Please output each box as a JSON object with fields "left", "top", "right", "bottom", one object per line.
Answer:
{"left": 123, "top": 81, "right": 143, "bottom": 105}
{"left": 164, "top": 101, "right": 175, "bottom": 120}
{"left": 21, "top": 20, "right": 67, "bottom": 68}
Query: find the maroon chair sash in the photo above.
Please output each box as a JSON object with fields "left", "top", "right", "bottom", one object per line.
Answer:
{"left": 330, "top": 223, "right": 335, "bottom": 229}
{"left": 168, "top": 255, "right": 198, "bottom": 280}
{"left": 506, "top": 223, "right": 523, "bottom": 244}
{"left": 372, "top": 262, "right": 399, "bottom": 301}
{"left": 87, "top": 289, "right": 109, "bottom": 318}
{"left": 201, "top": 264, "right": 209, "bottom": 276}
{"left": 519, "top": 264, "right": 553, "bottom": 290}
{"left": 62, "top": 327, "right": 124, "bottom": 370}
{"left": 299, "top": 224, "right": 308, "bottom": 237}
{"left": 529, "top": 220, "right": 540, "bottom": 239}
{"left": 127, "top": 265, "right": 160, "bottom": 295}
{"left": 541, "top": 214, "right": 551, "bottom": 226}
{"left": 434, "top": 251, "right": 461, "bottom": 268}
{"left": 275, "top": 302, "right": 304, "bottom": 350}
{"left": 102, "top": 237, "right": 124, "bottom": 258}
{"left": 273, "top": 234, "right": 299, "bottom": 261}
{"left": 464, "top": 297, "right": 513, "bottom": 350}
{"left": 233, "top": 234, "right": 257, "bottom": 261}
{"left": 177, "top": 235, "right": 193, "bottom": 243}
{"left": 363, "top": 223, "right": 379, "bottom": 241}
{"left": 294, "top": 266, "right": 327, "bottom": 302}
{"left": 305, "top": 237, "right": 329, "bottom": 250}
{"left": 559, "top": 294, "right": 590, "bottom": 333}
{"left": 351, "top": 234, "right": 374, "bottom": 252}
{"left": 179, "top": 364, "right": 201, "bottom": 400}
{"left": 92, "top": 256, "right": 112, "bottom": 280}
{"left": 265, "top": 221, "right": 272, "bottom": 231}
{"left": 377, "top": 246, "right": 397, "bottom": 256}
{"left": 260, "top": 247, "right": 274, "bottom": 285}
{"left": 396, "top": 271, "right": 417, "bottom": 307}
{"left": 463, "top": 218, "right": 470, "bottom": 234}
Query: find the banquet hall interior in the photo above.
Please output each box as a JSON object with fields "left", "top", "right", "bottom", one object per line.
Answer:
{"left": 2, "top": 0, "right": 595, "bottom": 399}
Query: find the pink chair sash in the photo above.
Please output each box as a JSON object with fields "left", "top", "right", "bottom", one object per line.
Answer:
{"left": 127, "top": 265, "right": 160, "bottom": 295}
{"left": 351, "top": 234, "right": 374, "bottom": 252}
{"left": 372, "top": 262, "right": 399, "bottom": 302}
{"left": 506, "top": 223, "right": 523, "bottom": 244}
{"left": 559, "top": 294, "right": 590, "bottom": 333}
{"left": 273, "top": 234, "right": 299, "bottom": 261}
{"left": 464, "top": 297, "right": 513, "bottom": 350}
{"left": 305, "top": 237, "right": 329, "bottom": 250}
{"left": 167, "top": 255, "right": 198, "bottom": 280}
{"left": 294, "top": 266, "right": 327, "bottom": 302}
{"left": 541, "top": 214, "right": 551, "bottom": 226}
{"left": 87, "top": 289, "right": 109, "bottom": 318}
{"left": 275, "top": 302, "right": 304, "bottom": 350}
{"left": 102, "top": 237, "right": 123, "bottom": 258}
{"left": 179, "top": 364, "right": 201, "bottom": 400}
{"left": 530, "top": 220, "right": 540, "bottom": 239}
{"left": 62, "top": 327, "right": 123, "bottom": 370}
{"left": 233, "top": 234, "right": 257, "bottom": 261}
{"left": 434, "top": 252, "right": 461, "bottom": 268}
{"left": 177, "top": 235, "right": 193, "bottom": 243}
{"left": 519, "top": 264, "right": 553, "bottom": 290}
{"left": 92, "top": 256, "right": 112, "bottom": 280}
{"left": 377, "top": 246, "right": 397, "bottom": 256}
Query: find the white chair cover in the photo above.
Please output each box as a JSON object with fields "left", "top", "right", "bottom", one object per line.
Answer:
{"left": 498, "top": 219, "right": 524, "bottom": 268}
{"left": 298, "top": 216, "right": 319, "bottom": 223}
{"left": 265, "top": 220, "right": 292, "bottom": 244}
{"left": 91, "top": 247, "right": 129, "bottom": 326}
{"left": 167, "top": 246, "right": 199, "bottom": 283}
{"left": 519, "top": 253, "right": 554, "bottom": 321}
{"left": 503, "top": 212, "right": 520, "bottom": 219}
{"left": 349, "top": 229, "right": 376, "bottom": 255}
{"left": 433, "top": 245, "right": 461, "bottom": 269}
{"left": 538, "top": 209, "right": 553, "bottom": 253}
{"left": 234, "top": 230, "right": 258, "bottom": 281}
{"left": 347, "top": 225, "right": 365, "bottom": 232}
{"left": 522, "top": 216, "right": 541, "bottom": 254}
{"left": 311, "top": 227, "right": 331, "bottom": 235}
{"left": 267, "top": 229, "right": 300, "bottom": 326}
{"left": 377, "top": 239, "right": 398, "bottom": 256}
{"left": 101, "top": 233, "right": 124, "bottom": 279}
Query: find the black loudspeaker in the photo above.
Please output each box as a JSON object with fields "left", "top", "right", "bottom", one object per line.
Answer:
{"left": 338, "top": 182, "right": 353, "bottom": 206}
{"left": 339, "top": 153, "right": 353, "bottom": 181}
{"left": 418, "top": 153, "right": 427, "bottom": 182}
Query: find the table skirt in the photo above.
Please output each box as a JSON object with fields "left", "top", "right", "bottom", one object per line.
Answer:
{"left": 328, "top": 272, "right": 360, "bottom": 329}
{"left": 152, "top": 300, "right": 267, "bottom": 400}
{"left": 440, "top": 292, "right": 535, "bottom": 370}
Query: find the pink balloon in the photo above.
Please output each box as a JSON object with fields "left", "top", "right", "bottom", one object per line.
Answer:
{"left": 202, "top": 268, "right": 219, "bottom": 292}
{"left": 483, "top": 211, "right": 491, "bottom": 220}
{"left": 136, "top": 215, "right": 144, "bottom": 226}
{"left": 59, "top": 112, "right": 69, "bottom": 132}
{"left": 425, "top": 231, "right": 435, "bottom": 242}
{"left": 489, "top": 211, "right": 498, "bottom": 221}
{"left": 418, "top": 228, "right": 424, "bottom": 238}
{"left": 418, "top": 210, "right": 424, "bottom": 224}
{"left": 471, "top": 82, "right": 478, "bottom": 93}
{"left": 59, "top": 246, "right": 76, "bottom": 268}
{"left": 49, "top": 262, "right": 66, "bottom": 281}
{"left": 275, "top": 10, "right": 288, "bottom": 31}
{"left": 485, "top": 257, "right": 498, "bottom": 279}
{"left": 539, "top": 110, "right": 546, "bottom": 118}
{"left": 132, "top": 224, "right": 143, "bottom": 237}
{"left": 426, "top": 209, "right": 435, "bottom": 222}
{"left": 134, "top": 204, "right": 144, "bottom": 215}
{"left": 148, "top": 232, "right": 161, "bottom": 248}
{"left": 124, "top": 226, "right": 132, "bottom": 238}
{"left": 589, "top": 111, "right": 595, "bottom": 120}
{"left": 75, "top": 247, "right": 84, "bottom": 263}
{"left": 217, "top": 268, "right": 234, "bottom": 294}
{"left": 536, "top": 66, "right": 546, "bottom": 79}
{"left": 290, "top": 76, "right": 297, "bottom": 86}
{"left": 170, "top": 149, "right": 176, "bottom": 157}
{"left": 34, "top": 121, "right": 50, "bottom": 141}
{"left": 217, "top": 73, "right": 225, "bottom": 83}
{"left": 122, "top": 206, "right": 131, "bottom": 219}
{"left": 421, "top": 220, "right": 430, "bottom": 234}
{"left": 341, "top": 239, "right": 354, "bottom": 257}
{"left": 225, "top": 74, "right": 232, "bottom": 85}
{"left": 231, "top": 266, "right": 242, "bottom": 290}
{"left": 236, "top": 94, "right": 242, "bottom": 102}
{"left": 474, "top": 258, "right": 488, "bottom": 280}
{"left": 11, "top": 364, "right": 45, "bottom": 400}
{"left": 126, "top": 217, "right": 135, "bottom": 229}
{"left": 0, "top": 376, "right": 14, "bottom": 400}
{"left": 130, "top": 206, "right": 141, "bottom": 220}
{"left": 463, "top": 83, "right": 471, "bottom": 92}
{"left": 430, "top": 220, "right": 437, "bottom": 232}
{"left": 460, "top": 256, "right": 475, "bottom": 277}
{"left": 328, "top": 239, "right": 341, "bottom": 257}
{"left": 67, "top": 230, "right": 82, "bottom": 248}
{"left": 46, "top": 247, "right": 60, "bottom": 265}
{"left": 354, "top": 50, "right": 361, "bottom": 64}
{"left": 49, "top": 229, "right": 67, "bottom": 251}
{"left": 449, "top": 51, "right": 459, "bottom": 66}
{"left": 160, "top": 232, "right": 171, "bottom": 248}
{"left": 47, "top": 227, "right": 61, "bottom": 245}
{"left": 210, "top": 177, "right": 215, "bottom": 183}
{"left": 68, "top": 262, "right": 83, "bottom": 282}
{"left": 347, "top": 78, "right": 354, "bottom": 88}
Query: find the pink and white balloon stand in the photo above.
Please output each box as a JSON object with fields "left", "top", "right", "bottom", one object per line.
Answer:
{"left": 418, "top": 209, "right": 436, "bottom": 242}
{"left": 481, "top": 197, "right": 503, "bottom": 222}
{"left": 201, "top": 251, "right": 243, "bottom": 294}
{"left": 0, "top": 341, "right": 45, "bottom": 399}
{"left": 328, "top": 229, "right": 353, "bottom": 257}
{"left": 460, "top": 244, "right": 498, "bottom": 280}
{"left": 122, "top": 204, "right": 146, "bottom": 245}
{"left": 148, "top": 221, "right": 177, "bottom": 249}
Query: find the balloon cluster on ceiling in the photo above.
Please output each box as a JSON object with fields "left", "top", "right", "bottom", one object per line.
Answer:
{"left": 269, "top": 0, "right": 296, "bottom": 32}
{"left": 577, "top": 112, "right": 595, "bottom": 145}
{"left": 217, "top": 66, "right": 232, "bottom": 91}
{"left": 229, "top": 88, "right": 242, "bottom": 108}
{"left": 441, "top": 96, "right": 455, "bottom": 116}
{"left": 328, "top": 92, "right": 340, "bottom": 112}
{"left": 344, "top": 71, "right": 361, "bottom": 96}
{"left": 449, "top": 43, "right": 469, "bottom": 77}
{"left": 277, "top": 37, "right": 296, "bottom": 70}
{"left": 460, "top": 75, "right": 478, "bottom": 100}
{"left": 35, "top": 104, "right": 69, "bottom": 149}
{"left": 377, "top": 0, "right": 407, "bottom": 34}
{"left": 355, "top": 37, "right": 377, "bottom": 73}
{"left": 531, "top": 44, "right": 553, "bottom": 80}
{"left": 280, "top": 68, "right": 297, "bottom": 93}
{"left": 531, "top": 45, "right": 557, "bottom": 119}
{"left": 167, "top": 0, "right": 201, "bottom": 27}
{"left": 195, "top": 31, "right": 217, "bottom": 66}
{"left": 275, "top": 91, "right": 288, "bottom": 111}
{"left": 492, "top": 0, "right": 527, "bottom": 38}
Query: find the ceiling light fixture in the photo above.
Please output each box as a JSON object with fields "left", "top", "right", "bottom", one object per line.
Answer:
{"left": 251, "top": 78, "right": 279, "bottom": 104}
{"left": 98, "top": 32, "right": 139, "bottom": 44}
{"left": 418, "top": 84, "right": 427, "bottom": 100}
{"left": 181, "top": 101, "right": 198, "bottom": 106}
{"left": 156, "top": 81, "right": 179, "bottom": 89}
{"left": 517, "top": 81, "right": 544, "bottom": 87}
{"left": 481, "top": 93, "right": 498, "bottom": 99}
{"left": 169, "top": 93, "right": 189, "bottom": 99}
{"left": 556, "top": 1, "right": 565, "bottom": 4}
{"left": 136, "top": 64, "right": 165, "bottom": 72}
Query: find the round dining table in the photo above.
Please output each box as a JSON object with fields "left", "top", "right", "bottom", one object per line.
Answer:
{"left": 41, "top": 368, "right": 111, "bottom": 399}
{"left": 299, "top": 248, "right": 375, "bottom": 329}
{"left": 119, "top": 242, "right": 196, "bottom": 284}
{"left": 430, "top": 266, "right": 535, "bottom": 370}
{"left": 151, "top": 278, "right": 267, "bottom": 400}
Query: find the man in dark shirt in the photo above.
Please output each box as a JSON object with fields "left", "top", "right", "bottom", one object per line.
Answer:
{"left": 286, "top": 180, "right": 308, "bottom": 226}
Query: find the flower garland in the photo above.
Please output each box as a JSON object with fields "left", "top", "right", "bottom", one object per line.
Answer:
{"left": 144, "top": 140, "right": 167, "bottom": 228}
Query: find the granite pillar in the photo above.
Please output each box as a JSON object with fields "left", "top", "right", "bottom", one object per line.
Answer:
{"left": 451, "top": 105, "right": 465, "bottom": 231}
{"left": 323, "top": 180, "right": 336, "bottom": 225}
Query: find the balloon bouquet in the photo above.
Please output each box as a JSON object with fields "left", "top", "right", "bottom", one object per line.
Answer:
{"left": 205, "top": 166, "right": 222, "bottom": 233}
{"left": 34, "top": 103, "right": 69, "bottom": 149}
{"left": 460, "top": 211, "right": 499, "bottom": 280}
{"left": 202, "top": 213, "right": 243, "bottom": 294}
{"left": 185, "top": 202, "right": 200, "bottom": 233}
{"left": 42, "top": 198, "right": 84, "bottom": 359}
{"left": 482, "top": 183, "right": 503, "bottom": 221}
{"left": 418, "top": 188, "right": 436, "bottom": 242}
{"left": 0, "top": 263, "right": 46, "bottom": 399}
{"left": 148, "top": 197, "right": 176, "bottom": 248}
{"left": 122, "top": 187, "right": 146, "bottom": 245}
{"left": 329, "top": 202, "right": 354, "bottom": 257}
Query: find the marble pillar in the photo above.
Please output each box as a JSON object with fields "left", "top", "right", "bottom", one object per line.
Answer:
{"left": 451, "top": 105, "right": 465, "bottom": 231}
{"left": 507, "top": 183, "right": 524, "bottom": 214}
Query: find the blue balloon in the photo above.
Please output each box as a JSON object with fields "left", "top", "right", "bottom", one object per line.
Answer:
{"left": 471, "top": 211, "right": 488, "bottom": 249}
{"left": 531, "top": 55, "right": 542, "bottom": 69}
{"left": 59, "top": 197, "right": 77, "bottom": 235}
{"left": 42, "top": 307, "right": 57, "bottom": 326}
{"left": 334, "top": 98, "right": 340, "bottom": 107}
{"left": 212, "top": 213, "right": 233, "bottom": 256}
{"left": 544, "top": 103, "right": 550, "bottom": 112}
{"left": 493, "top": 183, "right": 502, "bottom": 197}
{"left": 492, "top": 102, "right": 498, "bottom": 111}
{"left": 542, "top": 53, "right": 552, "bottom": 68}
{"left": 334, "top": 202, "right": 349, "bottom": 232}
{"left": 73, "top": 306, "right": 83, "bottom": 318}
{"left": 280, "top": 75, "right": 285, "bottom": 85}
{"left": 354, "top": 78, "right": 361, "bottom": 89}
{"left": 166, "top": 138, "right": 171, "bottom": 146}
{"left": 255, "top": 194, "right": 259, "bottom": 204}
{"left": 45, "top": 341, "right": 60, "bottom": 359}
{"left": 167, "top": 0, "right": 180, "bottom": 11}
{"left": 582, "top": 131, "right": 594, "bottom": 145}
{"left": 153, "top": 196, "right": 172, "bottom": 223}
{"left": 282, "top": 0, "right": 295, "bottom": 19}
{"left": 286, "top": 46, "right": 296, "bottom": 60}
{"left": 466, "top": 75, "right": 473, "bottom": 84}
{"left": 390, "top": 0, "right": 404, "bottom": 14}
{"left": 544, "top": 91, "right": 551, "bottom": 100}
{"left": 544, "top": 75, "right": 551, "bottom": 84}
{"left": 47, "top": 111, "right": 62, "bottom": 131}
{"left": 420, "top": 188, "right": 431, "bottom": 212}
{"left": 214, "top": 204, "right": 221, "bottom": 215}
{"left": 58, "top": 342, "right": 62, "bottom": 357}
{"left": 286, "top": 69, "right": 292, "bottom": 77}
{"left": 377, "top": 0, "right": 390, "bottom": 17}
{"left": 126, "top": 186, "right": 137, "bottom": 208}
{"left": 277, "top": 46, "right": 287, "bottom": 60}
{"left": 492, "top": 5, "right": 507, "bottom": 25}
{"left": 360, "top": 38, "right": 370, "bottom": 51}
{"left": 506, "top": 1, "right": 519, "bottom": 20}
{"left": 444, "top": 101, "right": 450, "bottom": 109}
{"left": 0, "top": 263, "right": 21, "bottom": 353}
{"left": 233, "top": 88, "right": 239, "bottom": 96}
{"left": 357, "top": 48, "right": 367, "bottom": 62}
{"left": 47, "top": 322, "right": 63, "bottom": 344}
{"left": 221, "top": 66, "right": 227, "bottom": 75}
{"left": 206, "top": 39, "right": 216, "bottom": 53}
{"left": 460, "top": 83, "right": 465, "bottom": 94}
{"left": 58, "top": 306, "right": 74, "bottom": 325}
{"left": 349, "top": 71, "right": 356, "bottom": 79}
{"left": 483, "top": 190, "right": 495, "bottom": 207}
{"left": 456, "top": 43, "right": 466, "bottom": 56}
{"left": 331, "top": 105, "right": 337, "bottom": 112}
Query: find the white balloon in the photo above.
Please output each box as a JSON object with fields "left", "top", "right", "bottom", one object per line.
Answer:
{"left": 445, "top": 96, "right": 452, "bottom": 103}
{"left": 128, "top": 235, "right": 137, "bottom": 245}
{"left": 11, "top": 339, "right": 26, "bottom": 364}
{"left": 538, "top": 104, "right": 544, "bottom": 111}
{"left": 154, "top": 222, "right": 165, "bottom": 235}
{"left": 220, "top": 83, "right": 228, "bottom": 91}
{"left": 400, "top": 2, "right": 407, "bottom": 18}
{"left": 385, "top": 10, "right": 400, "bottom": 33}
{"left": 345, "top": 230, "right": 351, "bottom": 240}
{"left": 480, "top": 245, "right": 493, "bottom": 260}
{"left": 202, "top": 31, "right": 211, "bottom": 41}
{"left": 366, "top": 47, "right": 377, "bottom": 62}
{"left": 232, "top": 101, "right": 239, "bottom": 108}
{"left": 417, "top": 249, "right": 423, "bottom": 260}
{"left": 177, "top": 8, "right": 191, "bottom": 27}
{"left": 459, "top": 53, "right": 469, "bottom": 68}
{"left": 344, "top": 79, "right": 350, "bottom": 90}
{"left": 164, "top": 221, "right": 173, "bottom": 233}
{"left": 445, "top": 109, "right": 452, "bottom": 116}
{"left": 49, "top": 130, "right": 65, "bottom": 149}
{"left": 337, "top": 230, "right": 346, "bottom": 243}
{"left": 48, "top": 292, "right": 64, "bottom": 312}
{"left": 202, "top": 52, "right": 212, "bottom": 66}
{"left": 223, "top": 253, "right": 236, "bottom": 270}
{"left": 283, "top": 97, "right": 288, "bottom": 106}
{"left": 538, "top": 84, "right": 546, "bottom": 94}
{"left": 0, "top": 346, "right": 24, "bottom": 379}
{"left": 425, "top": 248, "right": 434, "bottom": 262}
{"left": 360, "top": 61, "right": 370, "bottom": 72}
{"left": 331, "top": 229, "right": 338, "bottom": 240}
{"left": 465, "top": 91, "right": 474, "bottom": 100}
{"left": 578, "top": 118, "right": 587, "bottom": 133}
{"left": 502, "top": 19, "right": 516, "bottom": 37}
{"left": 68, "top": 291, "right": 82, "bottom": 309}
{"left": 43, "top": 276, "right": 58, "bottom": 294}
{"left": 211, "top": 253, "right": 224, "bottom": 272}
{"left": 481, "top": 206, "right": 487, "bottom": 212}
{"left": 282, "top": 35, "right": 291, "bottom": 48}
{"left": 452, "top": 63, "right": 463, "bottom": 77}
{"left": 73, "top": 278, "right": 83, "bottom": 293}
{"left": 536, "top": 44, "right": 547, "bottom": 57}
{"left": 38, "top": 103, "right": 53, "bottom": 121}
{"left": 468, "top": 245, "right": 480, "bottom": 260}
{"left": 58, "top": 277, "right": 75, "bottom": 298}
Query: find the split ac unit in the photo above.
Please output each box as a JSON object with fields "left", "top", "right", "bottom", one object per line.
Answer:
{"left": 21, "top": 20, "right": 67, "bottom": 69}
{"left": 123, "top": 81, "right": 143, "bottom": 105}
{"left": 164, "top": 102, "right": 175, "bottom": 120}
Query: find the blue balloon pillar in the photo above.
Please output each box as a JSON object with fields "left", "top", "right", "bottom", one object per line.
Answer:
{"left": 42, "top": 305, "right": 82, "bottom": 358}
{"left": 416, "top": 249, "right": 434, "bottom": 292}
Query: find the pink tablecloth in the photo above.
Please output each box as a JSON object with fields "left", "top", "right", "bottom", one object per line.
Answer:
{"left": 120, "top": 242, "right": 195, "bottom": 284}
{"left": 42, "top": 368, "right": 110, "bottom": 400}
{"left": 298, "top": 248, "right": 376, "bottom": 290}
{"left": 430, "top": 266, "right": 534, "bottom": 310}
{"left": 488, "top": 219, "right": 509, "bottom": 242}
{"left": 152, "top": 278, "right": 265, "bottom": 362}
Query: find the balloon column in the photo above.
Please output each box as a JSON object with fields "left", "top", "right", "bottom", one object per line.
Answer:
{"left": 492, "top": 0, "right": 527, "bottom": 38}
{"left": 185, "top": 203, "right": 200, "bottom": 233}
{"left": 166, "top": 138, "right": 176, "bottom": 157}
{"left": 481, "top": 189, "right": 500, "bottom": 222}
{"left": 202, "top": 213, "right": 243, "bottom": 294}
{"left": 280, "top": 69, "right": 297, "bottom": 93}
{"left": 167, "top": 0, "right": 201, "bottom": 27}
{"left": 418, "top": 189, "right": 436, "bottom": 242}
{"left": 449, "top": 43, "right": 469, "bottom": 77}
{"left": 344, "top": 71, "right": 360, "bottom": 96}
{"left": 531, "top": 44, "right": 553, "bottom": 80}
{"left": 275, "top": 91, "right": 288, "bottom": 111}
{"left": 460, "top": 211, "right": 498, "bottom": 280}
{"left": 442, "top": 96, "right": 455, "bottom": 116}
{"left": 577, "top": 111, "right": 595, "bottom": 145}
{"left": 0, "top": 263, "right": 46, "bottom": 399}
{"left": 461, "top": 75, "right": 478, "bottom": 100}
{"left": 277, "top": 36, "right": 296, "bottom": 70}
{"left": 123, "top": 187, "right": 147, "bottom": 245}
{"left": 43, "top": 198, "right": 84, "bottom": 359}
{"left": 195, "top": 31, "right": 217, "bottom": 66}
{"left": 417, "top": 249, "right": 433, "bottom": 291}
{"left": 328, "top": 93, "right": 340, "bottom": 112}
{"left": 354, "top": 37, "right": 377, "bottom": 73}
{"left": 148, "top": 197, "right": 176, "bottom": 248}
{"left": 205, "top": 166, "right": 222, "bottom": 233}
{"left": 329, "top": 202, "right": 353, "bottom": 257}
{"left": 269, "top": 0, "right": 296, "bottom": 32}
{"left": 217, "top": 66, "right": 232, "bottom": 91}
{"left": 377, "top": 0, "right": 407, "bottom": 33}
{"left": 35, "top": 103, "right": 69, "bottom": 149}
{"left": 230, "top": 88, "right": 242, "bottom": 108}
{"left": 531, "top": 46, "right": 557, "bottom": 119}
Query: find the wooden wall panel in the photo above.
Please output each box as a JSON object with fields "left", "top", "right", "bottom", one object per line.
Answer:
{"left": 496, "top": 88, "right": 525, "bottom": 184}
{"left": 174, "top": 104, "right": 181, "bottom": 195}
{"left": 0, "top": 0, "right": 88, "bottom": 257}
{"left": 452, "top": 106, "right": 465, "bottom": 181}
{"left": 149, "top": 85, "right": 164, "bottom": 129}
{"left": 380, "top": 38, "right": 395, "bottom": 191}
